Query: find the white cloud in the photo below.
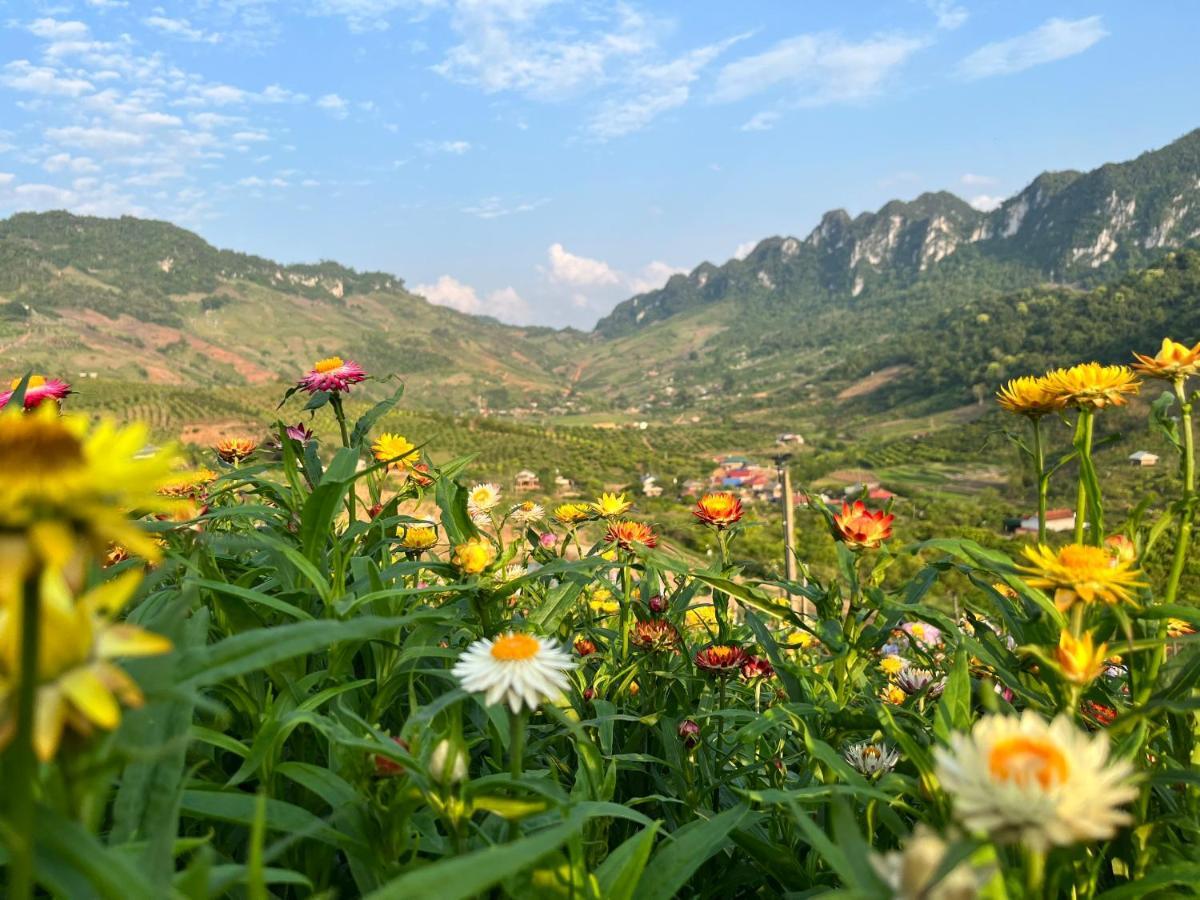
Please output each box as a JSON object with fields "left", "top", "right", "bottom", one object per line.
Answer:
{"left": 734, "top": 240, "right": 758, "bottom": 260}
{"left": 740, "top": 110, "right": 780, "bottom": 132}
{"left": 43, "top": 153, "right": 100, "bottom": 174}
{"left": 958, "top": 16, "right": 1107, "bottom": 80}
{"left": 421, "top": 139, "right": 471, "bottom": 155}
{"left": 45, "top": 125, "right": 145, "bottom": 150}
{"left": 462, "top": 195, "right": 547, "bottom": 218}
{"left": 27, "top": 18, "right": 91, "bottom": 41}
{"left": 969, "top": 194, "right": 1004, "bottom": 211}
{"left": 547, "top": 243, "right": 621, "bottom": 287}
{"left": 233, "top": 130, "right": 270, "bottom": 143}
{"left": 143, "top": 15, "right": 222, "bottom": 44}
{"left": 84, "top": 0, "right": 129, "bottom": 8}
{"left": 317, "top": 93, "right": 349, "bottom": 118}
{"left": 1, "top": 60, "right": 94, "bottom": 97}
{"left": 587, "top": 34, "right": 747, "bottom": 139}
{"left": 960, "top": 172, "right": 996, "bottom": 187}
{"left": 627, "top": 260, "right": 686, "bottom": 294}
{"left": 412, "top": 274, "right": 531, "bottom": 324}
{"left": 712, "top": 32, "right": 928, "bottom": 106}
{"left": 927, "top": 0, "right": 968, "bottom": 31}
{"left": 0, "top": 173, "right": 14, "bottom": 186}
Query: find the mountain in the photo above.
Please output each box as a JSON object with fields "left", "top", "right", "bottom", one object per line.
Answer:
{"left": 596, "top": 128, "right": 1200, "bottom": 338}
{"left": 0, "top": 211, "right": 584, "bottom": 413}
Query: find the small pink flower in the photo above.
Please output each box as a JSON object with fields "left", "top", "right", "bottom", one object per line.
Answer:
{"left": 286, "top": 422, "right": 315, "bottom": 443}
{"left": 298, "top": 356, "right": 367, "bottom": 394}
{"left": 0, "top": 375, "right": 71, "bottom": 410}
{"left": 539, "top": 532, "right": 558, "bottom": 548}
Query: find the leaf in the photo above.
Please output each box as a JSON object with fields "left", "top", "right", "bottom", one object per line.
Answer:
{"left": 300, "top": 447, "right": 361, "bottom": 561}
{"left": 179, "top": 790, "right": 358, "bottom": 850}
{"left": 595, "top": 824, "right": 660, "bottom": 900}
{"left": 435, "top": 477, "right": 477, "bottom": 545}
{"left": 34, "top": 807, "right": 162, "bottom": 900}
{"left": 631, "top": 804, "right": 751, "bottom": 900}
{"left": 933, "top": 645, "right": 972, "bottom": 743}
{"left": 173, "top": 614, "right": 428, "bottom": 689}
{"left": 350, "top": 382, "right": 405, "bottom": 448}
{"left": 188, "top": 578, "right": 314, "bottom": 621}
{"left": 363, "top": 814, "right": 587, "bottom": 899}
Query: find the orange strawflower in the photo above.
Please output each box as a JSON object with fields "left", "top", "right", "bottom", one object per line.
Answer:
{"left": 215, "top": 437, "right": 257, "bottom": 463}
{"left": 694, "top": 644, "right": 748, "bottom": 674}
{"left": 832, "top": 501, "right": 894, "bottom": 550}
{"left": 606, "top": 519, "right": 658, "bottom": 551}
{"left": 693, "top": 492, "right": 744, "bottom": 529}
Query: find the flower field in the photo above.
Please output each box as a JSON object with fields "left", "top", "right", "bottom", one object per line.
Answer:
{"left": 1, "top": 343, "right": 1198, "bottom": 899}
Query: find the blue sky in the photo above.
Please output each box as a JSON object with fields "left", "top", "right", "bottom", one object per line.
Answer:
{"left": 0, "top": 1, "right": 1197, "bottom": 328}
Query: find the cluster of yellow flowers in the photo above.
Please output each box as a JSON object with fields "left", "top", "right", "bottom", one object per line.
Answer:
{"left": 997, "top": 362, "right": 1141, "bottom": 416}
{"left": 0, "top": 405, "right": 178, "bottom": 760}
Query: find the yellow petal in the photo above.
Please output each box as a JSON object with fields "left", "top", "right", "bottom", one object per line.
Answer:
{"left": 98, "top": 624, "right": 172, "bottom": 659}
{"left": 80, "top": 569, "right": 143, "bottom": 620}
{"left": 59, "top": 667, "right": 121, "bottom": 730}
{"left": 34, "top": 687, "right": 67, "bottom": 762}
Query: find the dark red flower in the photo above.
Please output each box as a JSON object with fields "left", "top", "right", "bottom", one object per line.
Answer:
{"left": 632, "top": 618, "right": 680, "bottom": 653}
{"left": 740, "top": 655, "right": 774, "bottom": 681}
{"left": 694, "top": 644, "right": 748, "bottom": 675}
{"left": 373, "top": 736, "right": 410, "bottom": 776}
{"left": 574, "top": 638, "right": 598, "bottom": 658}
{"left": 677, "top": 719, "right": 701, "bottom": 750}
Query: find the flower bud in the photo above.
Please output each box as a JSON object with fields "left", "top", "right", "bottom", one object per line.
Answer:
{"left": 648, "top": 594, "right": 667, "bottom": 614}
{"left": 428, "top": 739, "right": 468, "bottom": 785}
{"left": 373, "top": 735, "right": 410, "bottom": 777}
{"left": 677, "top": 718, "right": 701, "bottom": 750}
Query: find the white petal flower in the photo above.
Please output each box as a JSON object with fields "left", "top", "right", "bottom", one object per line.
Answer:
{"left": 452, "top": 632, "right": 575, "bottom": 713}
{"left": 934, "top": 711, "right": 1138, "bottom": 852}
{"left": 844, "top": 740, "right": 900, "bottom": 778}
{"left": 467, "top": 482, "right": 501, "bottom": 512}
{"left": 871, "top": 826, "right": 985, "bottom": 900}
{"left": 509, "top": 500, "right": 545, "bottom": 525}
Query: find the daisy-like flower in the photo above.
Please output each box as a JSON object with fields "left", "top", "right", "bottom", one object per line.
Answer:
{"left": 996, "top": 375, "right": 1062, "bottom": 418}
{"left": 896, "top": 667, "right": 946, "bottom": 698}
{"left": 553, "top": 502, "right": 593, "bottom": 525}
{"left": 398, "top": 523, "right": 438, "bottom": 552}
{"left": 784, "top": 630, "right": 818, "bottom": 651}
{"left": 693, "top": 492, "right": 744, "bottom": 529}
{"left": 1167, "top": 617, "right": 1197, "bottom": 639}
{"left": 632, "top": 618, "right": 680, "bottom": 653}
{"left": 1132, "top": 337, "right": 1200, "bottom": 380}
{"left": 934, "top": 711, "right": 1138, "bottom": 851}
{"left": 451, "top": 631, "right": 575, "bottom": 713}
{"left": 1019, "top": 543, "right": 1145, "bottom": 611}
{"left": 871, "top": 826, "right": 985, "bottom": 900}
{"left": 880, "top": 654, "right": 906, "bottom": 677}
{"left": 740, "top": 655, "right": 774, "bottom": 681}
{"left": 298, "top": 356, "right": 367, "bottom": 394}
{"left": 0, "top": 406, "right": 178, "bottom": 561}
{"left": 685, "top": 604, "right": 718, "bottom": 633}
{"left": 451, "top": 537, "right": 495, "bottom": 574}
{"left": 844, "top": 741, "right": 900, "bottom": 778}
{"left": 593, "top": 491, "right": 632, "bottom": 517}
{"left": 0, "top": 569, "right": 171, "bottom": 760}
{"left": 495, "top": 563, "right": 527, "bottom": 584}
{"left": 832, "top": 501, "right": 894, "bottom": 550}
{"left": 372, "top": 433, "right": 418, "bottom": 470}
{"left": 215, "top": 436, "right": 257, "bottom": 464}
{"left": 606, "top": 519, "right": 658, "bottom": 551}
{"left": 467, "top": 482, "right": 501, "bottom": 514}
{"left": 694, "top": 644, "right": 748, "bottom": 675}
{"left": 509, "top": 500, "right": 545, "bottom": 526}
{"left": 1041, "top": 363, "right": 1140, "bottom": 410}
{"left": 0, "top": 374, "right": 71, "bottom": 411}
{"left": 1055, "top": 630, "right": 1107, "bottom": 686}
{"left": 285, "top": 422, "right": 315, "bottom": 444}
{"left": 902, "top": 621, "right": 942, "bottom": 648}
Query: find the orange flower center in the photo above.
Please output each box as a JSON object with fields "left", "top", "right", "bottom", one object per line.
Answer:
{"left": 10, "top": 375, "right": 47, "bottom": 390}
{"left": 491, "top": 633, "right": 540, "bottom": 661}
{"left": 1058, "top": 544, "right": 1110, "bottom": 574}
{"left": 0, "top": 414, "right": 84, "bottom": 475}
{"left": 314, "top": 356, "right": 344, "bottom": 373}
{"left": 988, "top": 735, "right": 1069, "bottom": 790}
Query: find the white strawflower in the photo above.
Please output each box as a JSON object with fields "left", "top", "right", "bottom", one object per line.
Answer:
{"left": 510, "top": 500, "right": 545, "bottom": 525}
{"left": 467, "top": 482, "right": 501, "bottom": 514}
{"left": 844, "top": 741, "right": 900, "bottom": 778}
{"left": 934, "top": 711, "right": 1137, "bottom": 852}
{"left": 871, "top": 826, "right": 983, "bottom": 900}
{"left": 452, "top": 632, "right": 575, "bottom": 713}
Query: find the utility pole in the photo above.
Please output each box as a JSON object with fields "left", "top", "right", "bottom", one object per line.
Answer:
{"left": 772, "top": 453, "right": 799, "bottom": 599}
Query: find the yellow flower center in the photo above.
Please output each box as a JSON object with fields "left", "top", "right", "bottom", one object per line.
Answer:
{"left": 10, "top": 375, "right": 47, "bottom": 390}
{"left": 1057, "top": 544, "right": 1110, "bottom": 575}
{"left": 0, "top": 414, "right": 85, "bottom": 477}
{"left": 988, "top": 735, "right": 1069, "bottom": 790}
{"left": 314, "top": 356, "right": 344, "bottom": 373}
{"left": 491, "top": 633, "right": 540, "bottom": 661}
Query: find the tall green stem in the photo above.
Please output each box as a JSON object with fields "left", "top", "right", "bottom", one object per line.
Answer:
{"left": 1032, "top": 416, "right": 1048, "bottom": 544}
{"left": 1074, "top": 409, "right": 1094, "bottom": 544}
{"left": 506, "top": 711, "right": 526, "bottom": 841}
{"left": 620, "top": 561, "right": 633, "bottom": 661}
{"left": 330, "top": 393, "right": 357, "bottom": 523}
{"left": 8, "top": 572, "right": 41, "bottom": 900}
{"left": 1165, "top": 380, "right": 1195, "bottom": 606}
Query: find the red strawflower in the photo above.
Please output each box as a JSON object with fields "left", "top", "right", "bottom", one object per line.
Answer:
{"left": 832, "top": 501, "right": 894, "bottom": 550}
{"left": 740, "top": 655, "right": 774, "bottom": 681}
{"left": 632, "top": 618, "right": 680, "bottom": 653}
{"left": 606, "top": 519, "right": 658, "bottom": 551}
{"left": 298, "top": 356, "right": 367, "bottom": 394}
{"left": 693, "top": 492, "right": 744, "bottom": 529}
{"left": 694, "top": 644, "right": 748, "bottom": 675}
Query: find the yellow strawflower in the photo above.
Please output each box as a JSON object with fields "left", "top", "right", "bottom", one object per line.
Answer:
{"left": 1019, "top": 544, "right": 1145, "bottom": 611}
{"left": 1041, "top": 363, "right": 1140, "bottom": 410}
{"left": 451, "top": 537, "right": 495, "bottom": 574}
{"left": 399, "top": 523, "right": 437, "bottom": 551}
{"left": 1055, "top": 630, "right": 1108, "bottom": 686}
{"left": 593, "top": 492, "right": 632, "bottom": 517}
{"left": 996, "top": 375, "right": 1063, "bottom": 417}
{"left": 554, "top": 503, "right": 592, "bottom": 525}
{"left": 372, "top": 433, "right": 418, "bottom": 470}
{"left": 1131, "top": 337, "right": 1200, "bottom": 380}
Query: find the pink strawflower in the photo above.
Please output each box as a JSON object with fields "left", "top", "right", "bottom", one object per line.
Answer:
{"left": 286, "top": 422, "right": 315, "bottom": 443}
{"left": 0, "top": 375, "right": 71, "bottom": 410}
{"left": 298, "top": 356, "right": 367, "bottom": 394}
